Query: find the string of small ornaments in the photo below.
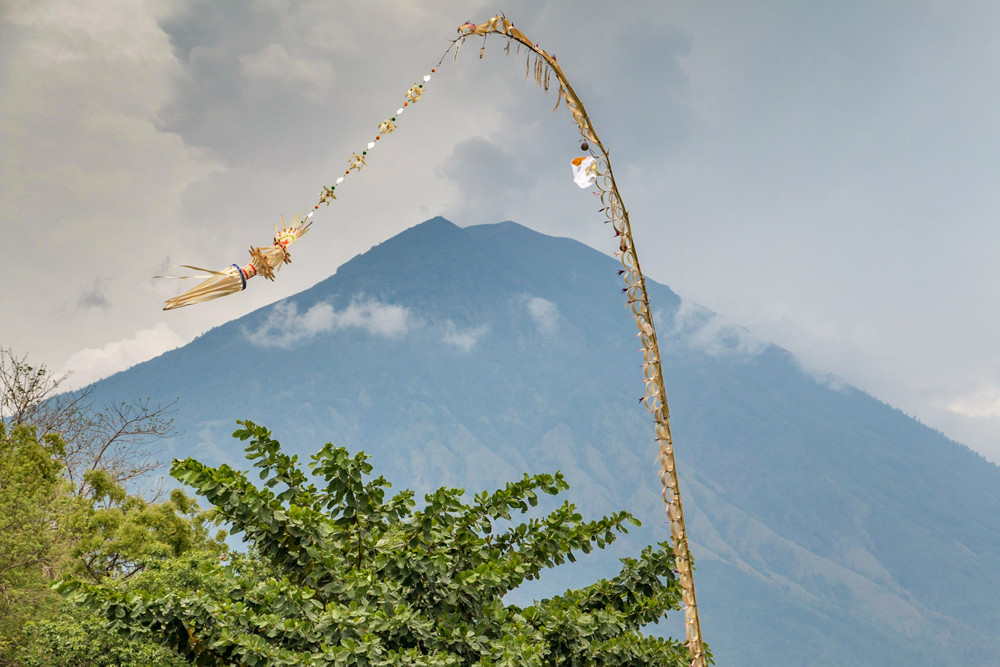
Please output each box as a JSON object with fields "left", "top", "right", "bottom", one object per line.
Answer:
{"left": 161, "top": 68, "right": 438, "bottom": 310}
{"left": 314, "top": 73, "right": 434, "bottom": 211}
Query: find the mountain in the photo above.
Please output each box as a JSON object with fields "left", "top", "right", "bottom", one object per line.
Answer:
{"left": 87, "top": 217, "right": 1000, "bottom": 665}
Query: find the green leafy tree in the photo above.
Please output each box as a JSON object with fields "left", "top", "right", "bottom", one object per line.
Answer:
{"left": 70, "top": 473, "right": 224, "bottom": 583}
{"left": 0, "top": 349, "right": 221, "bottom": 665}
{"left": 61, "top": 421, "right": 700, "bottom": 665}
{"left": 0, "top": 421, "right": 225, "bottom": 666}
{"left": 20, "top": 611, "right": 191, "bottom": 667}
{"left": 0, "top": 424, "right": 73, "bottom": 656}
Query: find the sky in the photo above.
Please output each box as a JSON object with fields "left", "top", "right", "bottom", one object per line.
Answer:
{"left": 3, "top": 0, "right": 1000, "bottom": 464}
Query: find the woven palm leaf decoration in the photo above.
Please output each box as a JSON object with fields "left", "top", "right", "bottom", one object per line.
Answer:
{"left": 161, "top": 15, "right": 707, "bottom": 665}
{"left": 162, "top": 215, "right": 311, "bottom": 310}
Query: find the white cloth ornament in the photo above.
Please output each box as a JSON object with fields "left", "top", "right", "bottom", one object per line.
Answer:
{"left": 571, "top": 156, "right": 598, "bottom": 188}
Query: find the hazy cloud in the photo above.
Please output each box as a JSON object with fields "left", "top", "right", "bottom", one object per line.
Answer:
{"left": 438, "top": 137, "right": 536, "bottom": 222}
{"left": 442, "top": 321, "right": 489, "bottom": 352}
{"left": 671, "top": 300, "right": 764, "bottom": 357}
{"left": 338, "top": 300, "right": 411, "bottom": 337}
{"left": 58, "top": 323, "right": 186, "bottom": 390}
{"left": 239, "top": 43, "right": 335, "bottom": 101}
{"left": 947, "top": 386, "right": 1000, "bottom": 419}
{"left": 76, "top": 278, "right": 111, "bottom": 311}
{"left": 245, "top": 299, "right": 412, "bottom": 348}
{"left": 524, "top": 296, "right": 559, "bottom": 335}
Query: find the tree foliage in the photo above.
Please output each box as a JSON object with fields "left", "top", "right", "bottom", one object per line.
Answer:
{"left": 0, "top": 421, "right": 223, "bottom": 665}
{"left": 0, "top": 349, "right": 218, "bottom": 665}
{"left": 0, "top": 424, "right": 72, "bottom": 652}
{"left": 61, "top": 421, "right": 697, "bottom": 666}
{"left": 20, "top": 608, "right": 191, "bottom": 667}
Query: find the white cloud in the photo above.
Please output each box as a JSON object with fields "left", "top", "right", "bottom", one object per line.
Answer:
{"left": 59, "top": 323, "right": 187, "bottom": 389}
{"left": 946, "top": 386, "right": 1000, "bottom": 419}
{"left": 245, "top": 299, "right": 411, "bottom": 348}
{"left": 442, "top": 321, "right": 489, "bottom": 352}
{"left": 668, "top": 299, "right": 711, "bottom": 335}
{"left": 671, "top": 299, "right": 764, "bottom": 357}
{"left": 525, "top": 296, "right": 559, "bottom": 335}
{"left": 336, "top": 300, "right": 411, "bottom": 337}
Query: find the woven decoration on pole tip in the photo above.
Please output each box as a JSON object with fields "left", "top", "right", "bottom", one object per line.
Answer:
{"left": 161, "top": 215, "right": 311, "bottom": 310}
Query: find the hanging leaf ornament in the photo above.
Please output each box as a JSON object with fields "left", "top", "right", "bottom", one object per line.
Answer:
{"left": 348, "top": 152, "right": 367, "bottom": 172}
{"left": 405, "top": 84, "right": 424, "bottom": 103}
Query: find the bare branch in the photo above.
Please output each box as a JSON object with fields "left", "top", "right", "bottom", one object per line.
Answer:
{"left": 1, "top": 348, "right": 179, "bottom": 498}
{"left": 0, "top": 348, "right": 74, "bottom": 426}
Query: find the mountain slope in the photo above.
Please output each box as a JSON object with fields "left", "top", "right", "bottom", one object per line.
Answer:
{"left": 89, "top": 217, "right": 1000, "bottom": 665}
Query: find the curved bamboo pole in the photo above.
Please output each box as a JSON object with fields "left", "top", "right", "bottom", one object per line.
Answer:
{"left": 445, "top": 16, "right": 706, "bottom": 666}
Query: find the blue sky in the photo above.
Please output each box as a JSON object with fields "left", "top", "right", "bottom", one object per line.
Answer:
{"left": 3, "top": 1, "right": 1000, "bottom": 463}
